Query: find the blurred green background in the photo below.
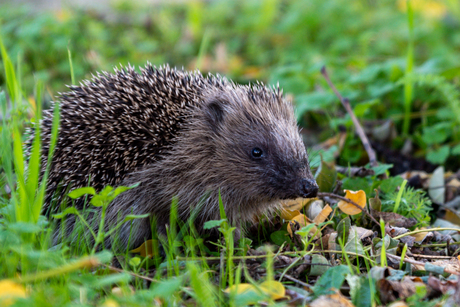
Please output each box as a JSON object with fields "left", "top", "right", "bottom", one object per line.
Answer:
{"left": 1, "top": 0, "right": 459, "bottom": 170}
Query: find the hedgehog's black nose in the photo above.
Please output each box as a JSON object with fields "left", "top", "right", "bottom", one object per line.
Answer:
{"left": 300, "top": 178, "right": 319, "bottom": 198}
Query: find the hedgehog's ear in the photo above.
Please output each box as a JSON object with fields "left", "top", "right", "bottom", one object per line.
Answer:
{"left": 205, "top": 99, "right": 226, "bottom": 132}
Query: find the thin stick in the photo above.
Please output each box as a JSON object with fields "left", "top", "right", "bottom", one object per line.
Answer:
{"left": 281, "top": 274, "right": 312, "bottom": 288}
{"left": 101, "top": 264, "right": 157, "bottom": 282}
{"left": 321, "top": 66, "right": 378, "bottom": 167}
{"left": 318, "top": 192, "right": 380, "bottom": 226}
{"left": 387, "top": 253, "right": 460, "bottom": 276}
{"left": 393, "top": 227, "right": 460, "bottom": 240}
{"left": 409, "top": 254, "right": 453, "bottom": 260}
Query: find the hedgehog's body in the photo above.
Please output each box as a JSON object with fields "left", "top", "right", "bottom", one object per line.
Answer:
{"left": 38, "top": 64, "right": 318, "bottom": 249}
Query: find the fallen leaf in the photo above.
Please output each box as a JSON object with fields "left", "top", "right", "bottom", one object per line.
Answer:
{"left": 310, "top": 292, "right": 355, "bottom": 307}
{"left": 101, "top": 299, "right": 120, "bottom": 307}
{"left": 338, "top": 190, "right": 366, "bottom": 215}
{"left": 377, "top": 277, "right": 424, "bottom": 305}
{"left": 306, "top": 199, "right": 326, "bottom": 221}
{"left": 429, "top": 166, "right": 445, "bottom": 204}
{"left": 431, "top": 257, "right": 460, "bottom": 273}
{"left": 370, "top": 209, "right": 417, "bottom": 228}
{"left": 410, "top": 228, "right": 432, "bottom": 243}
{"left": 388, "top": 302, "right": 409, "bottom": 307}
{"left": 280, "top": 208, "right": 301, "bottom": 220}
{"left": 260, "top": 280, "right": 286, "bottom": 300}
{"left": 369, "top": 189, "right": 382, "bottom": 211}
{"left": 313, "top": 204, "right": 332, "bottom": 224}
{"left": 224, "top": 280, "right": 286, "bottom": 303}
{"left": 427, "top": 275, "right": 458, "bottom": 295}
{"left": 315, "top": 157, "right": 337, "bottom": 193}
{"left": 0, "top": 280, "right": 27, "bottom": 306}
{"left": 225, "top": 283, "right": 254, "bottom": 295}
{"left": 129, "top": 239, "right": 158, "bottom": 258}
{"left": 448, "top": 178, "right": 460, "bottom": 189}
{"left": 310, "top": 254, "right": 330, "bottom": 276}
{"left": 281, "top": 197, "right": 314, "bottom": 211}
{"left": 287, "top": 214, "right": 310, "bottom": 236}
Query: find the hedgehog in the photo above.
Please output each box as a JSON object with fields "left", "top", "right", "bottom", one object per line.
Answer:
{"left": 36, "top": 64, "right": 318, "bottom": 249}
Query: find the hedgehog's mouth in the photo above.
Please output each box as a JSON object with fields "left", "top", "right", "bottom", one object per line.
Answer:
{"left": 277, "top": 178, "right": 319, "bottom": 200}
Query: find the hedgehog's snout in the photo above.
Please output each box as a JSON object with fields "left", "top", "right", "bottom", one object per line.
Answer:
{"left": 298, "top": 178, "right": 319, "bottom": 198}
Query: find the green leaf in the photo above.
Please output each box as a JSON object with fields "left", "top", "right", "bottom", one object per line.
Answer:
{"left": 150, "top": 277, "right": 184, "bottom": 298}
{"left": 68, "top": 187, "right": 96, "bottom": 199}
{"left": 8, "top": 222, "right": 42, "bottom": 234}
{"left": 343, "top": 226, "right": 365, "bottom": 256}
{"left": 353, "top": 99, "right": 379, "bottom": 117}
{"left": 112, "top": 182, "right": 140, "bottom": 198}
{"left": 120, "top": 214, "right": 150, "bottom": 223}
{"left": 295, "top": 92, "right": 336, "bottom": 117}
{"left": 0, "top": 36, "right": 20, "bottom": 103}
{"left": 342, "top": 177, "right": 372, "bottom": 196}
{"left": 312, "top": 265, "right": 351, "bottom": 297}
{"left": 203, "top": 219, "right": 227, "bottom": 230}
{"left": 295, "top": 223, "right": 317, "bottom": 237}
{"left": 315, "top": 157, "right": 337, "bottom": 192}
{"left": 218, "top": 190, "right": 227, "bottom": 220}
{"left": 270, "top": 230, "right": 290, "bottom": 246}
{"left": 348, "top": 276, "right": 376, "bottom": 307}
{"left": 336, "top": 217, "right": 351, "bottom": 245}
{"left": 52, "top": 207, "right": 80, "bottom": 219}
{"left": 369, "top": 191, "right": 381, "bottom": 211}
{"left": 92, "top": 273, "right": 132, "bottom": 288}
{"left": 93, "top": 250, "right": 113, "bottom": 262}
{"left": 421, "top": 123, "right": 451, "bottom": 145}
{"left": 379, "top": 176, "right": 404, "bottom": 194}
{"left": 370, "top": 163, "right": 393, "bottom": 176}
{"left": 129, "top": 257, "right": 141, "bottom": 267}
{"left": 426, "top": 145, "right": 450, "bottom": 165}
{"left": 309, "top": 254, "right": 329, "bottom": 276}
{"left": 452, "top": 143, "right": 460, "bottom": 155}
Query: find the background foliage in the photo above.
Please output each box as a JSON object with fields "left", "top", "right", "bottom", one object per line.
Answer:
{"left": 1, "top": 0, "right": 459, "bottom": 167}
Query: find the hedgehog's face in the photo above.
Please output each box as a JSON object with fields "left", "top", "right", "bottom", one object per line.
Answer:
{"left": 200, "top": 88, "right": 318, "bottom": 203}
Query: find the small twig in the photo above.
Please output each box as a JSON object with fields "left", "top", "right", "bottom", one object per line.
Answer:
{"left": 387, "top": 253, "right": 460, "bottom": 276}
{"left": 393, "top": 227, "right": 460, "bottom": 240}
{"left": 101, "top": 264, "right": 157, "bottom": 282}
{"left": 280, "top": 274, "right": 312, "bottom": 288}
{"left": 318, "top": 192, "right": 380, "bottom": 226}
{"left": 409, "top": 254, "right": 453, "bottom": 260}
{"left": 321, "top": 66, "right": 378, "bottom": 167}
{"left": 336, "top": 166, "right": 375, "bottom": 177}
{"left": 176, "top": 249, "right": 376, "bottom": 264}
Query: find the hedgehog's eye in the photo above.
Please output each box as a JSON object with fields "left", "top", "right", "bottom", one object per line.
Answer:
{"left": 251, "top": 147, "right": 264, "bottom": 159}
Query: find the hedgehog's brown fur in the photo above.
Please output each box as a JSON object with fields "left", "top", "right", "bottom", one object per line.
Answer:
{"left": 37, "top": 64, "right": 318, "bottom": 249}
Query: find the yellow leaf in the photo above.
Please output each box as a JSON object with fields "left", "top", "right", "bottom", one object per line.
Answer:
{"left": 410, "top": 227, "right": 431, "bottom": 243}
{"left": 260, "top": 280, "right": 286, "bottom": 300}
{"left": 129, "top": 239, "right": 158, "bottom": 258}
{"left": 224, "top": 283, "right": 255, "bottom": 295}
{"left": 338, "top": 190, "right": 366, "bottom": 215}
{"left": 101, "top": 299, "right": 119, "bottom": 307}
{"left": 281, "top": 197, "right": 313, "bottom": 211}
{"left": 396, "top": 0, "right": 446, "bottom": 19}
{"left": 313, "top": 204, "right": 332, "bottom": 224}
{"left": 0, "top": 280, "right": 27, "bottom": 306}
{"left": 27, "top": 96, "right": 36, "bottom": 113}
{"left": 388, "top": 301, "right": 409, "bottom": 307}
{"left": 287, "top": 214, "right": 309, "bottom": 236}
{"left": 225, "top": 281, "right": 286, "bottom": 302}
{"left": 311, "top": 292, "right": 355, "bottom": 307}
{"left": 280, "top": 208, "right": 301, "bottom": 220}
